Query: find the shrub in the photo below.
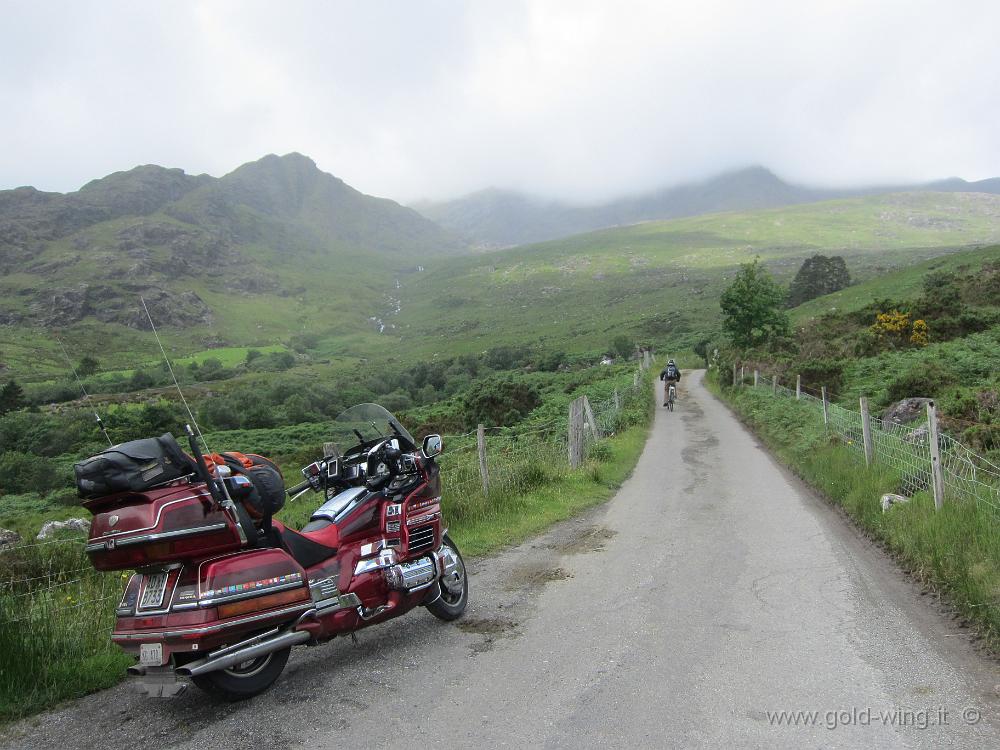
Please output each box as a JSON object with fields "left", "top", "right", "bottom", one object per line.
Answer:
{"left": 462, "top": 376, "right": 541, "bottom": 428}
{"left": 796, "top": 359, "right": 845, "bottom": 396}
{"left": 882, "top": 361, "right": 957, "bottom": 405}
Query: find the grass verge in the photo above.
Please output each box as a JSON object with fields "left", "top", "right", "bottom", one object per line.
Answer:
{"left": 449, "top": 425, "right": 649, "bottom": 556}
{"left": 706, "top": 374, "right": 1000, "bottom": 650}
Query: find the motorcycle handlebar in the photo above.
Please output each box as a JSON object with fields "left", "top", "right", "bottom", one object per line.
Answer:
{"left": 287, "top": 479, "right": 312, "bottom": 495}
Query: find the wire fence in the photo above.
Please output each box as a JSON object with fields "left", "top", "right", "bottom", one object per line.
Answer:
{"left": 1, "top": 362, "right": 653, "bottom": 632}
{"left": 738, "top": 369, "right": 1000, "bottom": 515}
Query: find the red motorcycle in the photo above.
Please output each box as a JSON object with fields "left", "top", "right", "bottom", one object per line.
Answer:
{"left": 78, "top": 403, "right": 468, "bottom": 700}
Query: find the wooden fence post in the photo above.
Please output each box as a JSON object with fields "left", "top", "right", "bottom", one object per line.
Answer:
{"left": 772, "top": 375, "right": 778, "bottom": 394}
{"left": 613, "top": 389, "right": 621, "bottom": 412}
{"left": 633, "top": 371, "right": 640, "bottom": 388}
{"left": 476, "top": 424, "right": 490, "bottom": 496}
{"left": 860, "top": 397, "right": 874, "bottom": 466}
{"left": 927, "top": 402, "right": 945, "bottom": 511}
{"left": 582, "top": 395, "right": 601, "bottom": 440}
{"left": 821, "top": 386, "right": 829, "bottom": 427}
{"left": 753, "top": 370, "right": 759, "bottom": 387}
{"left": 796, "top": 374, "right": 801, "bottom": 401}
{"left": 740, "top": 365, "right": 744, "bottom": 386}
{"left": 732, "top": 363, "right": 738, "bottom": 386}
{"left": 568, "top": 397, "right": 585, "bottom": 469}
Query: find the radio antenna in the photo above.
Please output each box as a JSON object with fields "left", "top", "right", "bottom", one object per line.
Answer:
{"left": 56, "top": 338, "right": 113, "bottom": 446}
{"left": 140, "top": 296, "right": 212, "bottom": 455}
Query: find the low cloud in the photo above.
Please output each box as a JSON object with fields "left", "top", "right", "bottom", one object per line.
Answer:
{"left": 3, "top": 0, "right": 999, "bottom": 203}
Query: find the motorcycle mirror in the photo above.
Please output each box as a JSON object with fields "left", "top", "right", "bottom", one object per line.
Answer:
{"left": 421, "top": 434, "right": 443, "bottom": 459}
{"left": 325, "top": 458, "right": 340, "bottom": 480}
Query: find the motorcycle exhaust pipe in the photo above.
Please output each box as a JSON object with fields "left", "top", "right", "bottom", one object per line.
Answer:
{"left": 175, "top": 629, "right": 310, "bottom": 678}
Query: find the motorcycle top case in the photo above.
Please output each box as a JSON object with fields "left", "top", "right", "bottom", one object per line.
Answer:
{"left": 84, "top": 483, "right": 244, "bottom": 571}
{"left": 74, "top": 433, "right": 197, "bottom": 499}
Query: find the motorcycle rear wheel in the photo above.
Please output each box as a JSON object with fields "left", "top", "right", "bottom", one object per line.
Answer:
{"left": 426, "top": 534, "right": 468, "bottom": 621}
{"left": 191, "top": 646, "right": 291, "bottom": 701}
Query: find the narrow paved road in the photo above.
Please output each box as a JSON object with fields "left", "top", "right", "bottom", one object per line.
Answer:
{"left": 5, "top": 372, "right": 999, "bottom": 749}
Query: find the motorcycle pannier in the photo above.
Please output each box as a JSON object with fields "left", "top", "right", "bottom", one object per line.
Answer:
{"left": 75, "top": 433, "right": 196, "bottom": 499}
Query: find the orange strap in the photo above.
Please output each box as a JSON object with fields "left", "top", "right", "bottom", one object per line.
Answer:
{"left": 201, "top": 451, "right": 254, "bottom": 472}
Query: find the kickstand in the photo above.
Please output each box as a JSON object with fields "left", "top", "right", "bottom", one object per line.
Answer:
{"left": 350, "top": 632, "right": 360, "bottom": 646}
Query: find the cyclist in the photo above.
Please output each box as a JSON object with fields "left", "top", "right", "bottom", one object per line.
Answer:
{"left": 659, "top": 359, "right": 682, "bottom": 407}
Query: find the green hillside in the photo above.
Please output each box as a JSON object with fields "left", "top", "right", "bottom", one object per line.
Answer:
{"left": 397, "top": 192, "right": 1000, "bottom": 358}
{"left": 0, "top": 153, "right": 462, "bottom": 377}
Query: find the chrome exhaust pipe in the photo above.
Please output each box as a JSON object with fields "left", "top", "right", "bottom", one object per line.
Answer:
{"left": 175, "top": 629, "right": 310, "bottom": 677}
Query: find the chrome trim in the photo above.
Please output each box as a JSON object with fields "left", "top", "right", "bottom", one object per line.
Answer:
{"left": 176, "top": 629, "right": 310, "bottom": 677}
{"left": 384, "top": 556, "right": 436, "bottom": 591}
{"left": 353, "top": 548, "right": 398, "bottom": 575}
{"left": 112, "top": 603, "right": 311, "bottom": 640}
{"left": 308, "top": 575, "right": 340, "bottom": 602}
{"left": 357, "top": 602, "right": 393, "bottom": 621}
{"left": 406, "top": 512, "right": 439, "bottom": 527}
{"left": 311, "top": 486, "right": 367, "bottom": 523}
{"left": 93, "top": 494, "right": 206, "bottom": 539}
{"left": 197, "top": 580, "right": 306, "bottom": 607}
{"left": 407, "top": 579, "right": 436, "bottom": 593}
{"left": 206, "top": 626, "right": 282, "bottom": 660}
{"left": 85, "top": 523, "right": 229, "bottom": 552}
{"left": 314, "top": 592, "right": 362, "bottom": 612}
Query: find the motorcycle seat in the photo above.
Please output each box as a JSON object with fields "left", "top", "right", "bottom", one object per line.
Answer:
{"left": 271, "top": 520, "right": 339, "bottom": 569}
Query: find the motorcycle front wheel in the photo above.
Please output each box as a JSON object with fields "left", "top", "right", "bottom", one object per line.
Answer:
{"left": 426, "top": 534, "right": 468, "bottom": 621}
{"left": 191, "top": 646, "right": 291, "bottom": 701}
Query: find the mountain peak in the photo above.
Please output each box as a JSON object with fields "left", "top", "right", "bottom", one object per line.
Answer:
{"left": 77, "top": 164, "right": 208, "bottom": 216}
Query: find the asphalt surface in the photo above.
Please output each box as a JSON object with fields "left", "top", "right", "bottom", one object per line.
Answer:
{"left": 4, "top": 371, "right": 999, "bottom": 749}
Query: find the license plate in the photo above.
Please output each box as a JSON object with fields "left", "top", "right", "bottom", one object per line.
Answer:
{"left": 139, "top": 573, "right": 169, "bottom": 609}
{"left": 139, "top": 642, "right": 163, "bottom": 666}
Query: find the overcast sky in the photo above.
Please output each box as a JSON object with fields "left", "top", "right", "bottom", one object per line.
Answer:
{"left": 3, "top": 0, "right": 1000, "bottom": 204}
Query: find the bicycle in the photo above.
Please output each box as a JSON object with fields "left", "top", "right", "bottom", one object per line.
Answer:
{"left": 664, "top": 382, "right": 677, "bottom": 411}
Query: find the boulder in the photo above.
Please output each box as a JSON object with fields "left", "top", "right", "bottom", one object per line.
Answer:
{"left": 36, "top": 518, "right": 91, "bottom": 540}
{"left": 0, "top": 528, "right": 21, "bottom": 549}
{"left": 881, "top": 493, "right": 911, "bottom": 512}
{"left": 882, "top": 398, "right": 933, "bottom": 426}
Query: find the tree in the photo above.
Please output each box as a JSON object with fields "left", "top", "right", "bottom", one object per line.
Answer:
{"left": 129, "top": 369, "right": 155, "bottom": 390}
{"left": 693, "top": 339, "right": 712, "bottom": 367}
{"left": 720, "top": 259, "right": 790, "bottom": 348}
{"left": 609, "top": 335, "right": 633, "bottom": 360}
{"left": 787, "top": 255, "right": 851, "bottom": 307}
{"left": 918, "top": 271, "right": 963, "bottom": 317}
{"left": 77, "top": 356, "right": 99, "bottom": 377}
{"left": 0, "top": 380, "right": 25, "bottom": 415}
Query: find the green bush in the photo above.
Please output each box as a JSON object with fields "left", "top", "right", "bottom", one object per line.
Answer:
{"left": 882, "top": 361, "right": 958, "bottom": 405}
{"left": 462, "top": 376, "right": 541, "bottom": 428}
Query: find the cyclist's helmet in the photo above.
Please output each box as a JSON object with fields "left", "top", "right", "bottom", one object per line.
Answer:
{"left": 668, "top": 359, "right": 675, "bottom": 365}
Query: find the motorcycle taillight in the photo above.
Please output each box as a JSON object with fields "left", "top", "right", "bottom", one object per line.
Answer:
{"left": 117, "top": 574, "right": 142, "bottom": 616}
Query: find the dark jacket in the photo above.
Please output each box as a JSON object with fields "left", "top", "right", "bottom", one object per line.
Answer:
{"left": 660, "top": 365, "right": 681, "bottom": 381}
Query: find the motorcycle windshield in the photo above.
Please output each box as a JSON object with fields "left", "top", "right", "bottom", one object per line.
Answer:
{"left": 332, "top": 403, "right": 415, "bottom": 448}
